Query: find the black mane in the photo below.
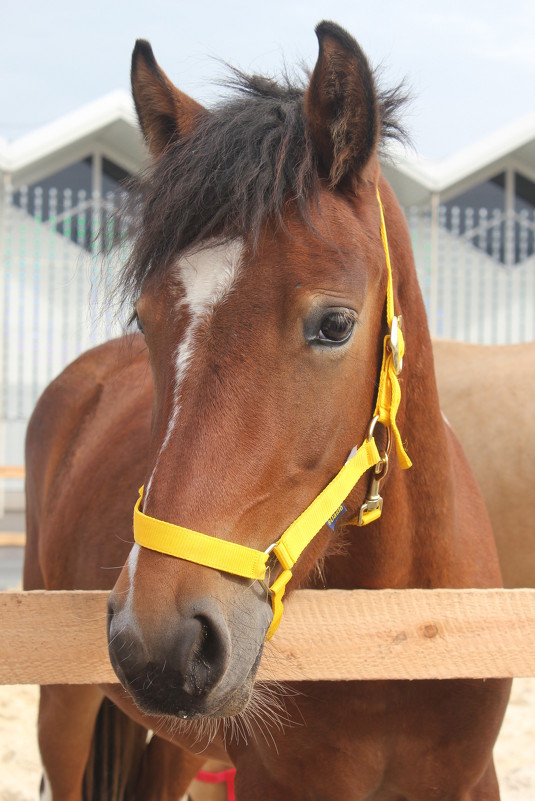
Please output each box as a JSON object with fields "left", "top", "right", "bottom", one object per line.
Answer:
{"left": 115, "top": 68, "right": 408, "bottom": 309}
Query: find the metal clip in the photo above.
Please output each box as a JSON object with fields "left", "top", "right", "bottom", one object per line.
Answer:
{"left": 356, "top": 453, "right": 388, "bottom": 526}
{"left": 388, "top": 315, "right": 403, "bottom": 375}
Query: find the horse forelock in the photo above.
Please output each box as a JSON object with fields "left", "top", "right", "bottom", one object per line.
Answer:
{"left": 115, "top": 68, "right": 408, "bottom": 313}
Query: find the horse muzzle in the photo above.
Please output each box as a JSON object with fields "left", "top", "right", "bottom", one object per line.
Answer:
{"left": 106, "top": 579, "right": 268, "bottom": 718}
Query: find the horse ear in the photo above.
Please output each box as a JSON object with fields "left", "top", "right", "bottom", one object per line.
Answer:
{"left": 131, "top": 40, "right": 207, "bottom": 158}
{"left": 305, "top": 22, "right": 379, "bottom": 186}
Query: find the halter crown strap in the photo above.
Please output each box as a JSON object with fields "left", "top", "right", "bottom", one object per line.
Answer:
{"left": 133, "top": 186, "right": 411, "bottom": 640}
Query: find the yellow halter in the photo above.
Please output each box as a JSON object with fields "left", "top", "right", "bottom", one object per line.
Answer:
{"left": 133, "top": 187, "right": 412, "bottom": 640}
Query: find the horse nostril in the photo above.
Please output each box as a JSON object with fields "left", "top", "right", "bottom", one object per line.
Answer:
{"left": 177, "top": 612, "right": 230, "bottom": 697}
{"left": 182, "top": 618, "right": 210, "bottom": 696}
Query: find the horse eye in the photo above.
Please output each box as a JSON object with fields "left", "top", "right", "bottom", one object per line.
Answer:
{"left": 317, "top": 311, "right": 355, "bottom": 344}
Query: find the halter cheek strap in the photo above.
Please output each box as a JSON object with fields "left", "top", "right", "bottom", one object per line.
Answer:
{"left": 373, "top": 188, "right": 412, "bottom": 471}
{"left": 133, "top": 186, "right": 411, "bottom": 640}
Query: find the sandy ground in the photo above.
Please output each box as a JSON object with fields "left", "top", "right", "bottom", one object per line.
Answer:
{"left": 0, "top": 680, "right": 533, "bottom": 800}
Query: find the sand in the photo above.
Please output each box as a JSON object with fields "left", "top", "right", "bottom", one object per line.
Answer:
{"left": 0, "top": 679, "right": 533, "bottom": 800}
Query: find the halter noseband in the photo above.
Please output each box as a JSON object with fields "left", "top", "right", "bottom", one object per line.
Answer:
{"left": 133, "top": 187, "right": 412, "bottom": 640}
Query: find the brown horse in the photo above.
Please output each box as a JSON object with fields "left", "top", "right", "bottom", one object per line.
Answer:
{"left": 433, "top": 339, "right": 535, "bottom": 590}
{"left": 24, "top": 21, "right": 511, "bottom": 801}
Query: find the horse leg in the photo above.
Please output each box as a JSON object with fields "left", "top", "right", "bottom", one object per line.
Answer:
{"left": 38, "top": 684, "right": 103, "bottom": 801}
{"left": 134, "top": 735, "right": 205, "bottom": 801}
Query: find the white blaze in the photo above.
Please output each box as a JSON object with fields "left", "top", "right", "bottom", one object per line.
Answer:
{"left": 144, "top": 240, "right": 244, "bottom": 501}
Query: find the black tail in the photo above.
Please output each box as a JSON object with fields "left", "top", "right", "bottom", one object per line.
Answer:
{"left": 83, "top": 698, "right": 147, "bottom": 801}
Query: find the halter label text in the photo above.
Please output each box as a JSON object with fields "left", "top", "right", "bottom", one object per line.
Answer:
{"left": 326, "top": 503, "right": 347, "bottom": 531}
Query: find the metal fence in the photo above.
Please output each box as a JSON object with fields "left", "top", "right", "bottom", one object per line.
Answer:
{"left": 1, "top": 186, "right": 126, "bottom": 425}
{"left": 1, "top": 187, "right": 534, "bottom": 426}
{"left": 409, "top": 204, "right": 535, "bottom": 344}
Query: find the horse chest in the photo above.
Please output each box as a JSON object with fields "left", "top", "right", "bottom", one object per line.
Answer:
{"left": 229, "top": 678, "right": 509, "bottom": 800}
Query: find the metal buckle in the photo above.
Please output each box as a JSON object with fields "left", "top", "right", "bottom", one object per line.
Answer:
{"left": 388, "top": 315, "right": 403, "bottom": 375}
{"left": 366, "top": 415, "right": 392, "bottom": 453}
{"left": 357, "top": 419, "right": 392, "bottom": 526}
{"left": 356, "top": 453, "right": 388, "bottom": 525}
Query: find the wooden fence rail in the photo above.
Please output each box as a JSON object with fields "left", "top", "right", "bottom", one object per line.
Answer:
{"left": 0, "top": 533, "right": 25, "bottom": 547}
{"left": 0, "top": 466, "right": 25, "bottom": 480}
{"left": 0, "top": 466, "right": 25, "bottom": 547}
{"left": 1, "top": 589, "right": 534, "bottom": 685}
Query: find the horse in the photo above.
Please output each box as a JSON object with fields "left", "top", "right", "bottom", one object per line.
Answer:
{"left": 433, "top": 339, "right": 535, "bottom": 590}
{"left": 24, "top": 21, "right": 511, "bottom": 801}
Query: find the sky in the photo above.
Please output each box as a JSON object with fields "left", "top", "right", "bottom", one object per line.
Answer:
{"left": 1, "top": 0, "right": 534, "bottom": 160}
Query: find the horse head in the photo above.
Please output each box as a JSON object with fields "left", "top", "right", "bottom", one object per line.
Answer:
{"left": 107, "top": 21, "right": 411, "bottom": 721}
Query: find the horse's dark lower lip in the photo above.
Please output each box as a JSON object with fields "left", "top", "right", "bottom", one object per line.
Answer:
{"left": 129, "top": 688, "right": 206, "bottom": 719}
{"left": 117, "top": 663, "right": 209, "bottom": 718}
